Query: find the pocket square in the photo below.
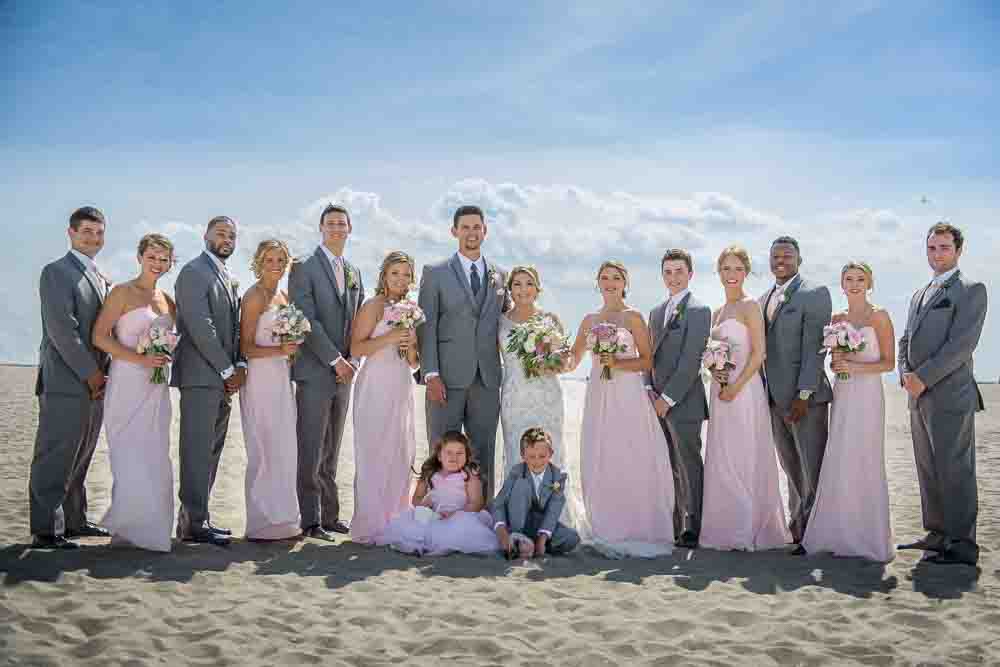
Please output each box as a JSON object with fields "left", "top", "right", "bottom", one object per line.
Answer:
{"left": 782, "top": 307, "right": 799, "bottom": 315}
{"left": 932, "top": 299, "right": 952, "bottom": 309}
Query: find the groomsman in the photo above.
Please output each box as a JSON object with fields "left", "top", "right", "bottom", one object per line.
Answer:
{"left": 898, "top": 222, "right": 987, "bottom": 566}
{"left": 172, "top": 216, "right": 244, "bottom": 546}
{"left": 290, "top": 204, "right": 364, "bottom": 539}
{"left": 761, "top": 236, "right": 832, "bottom": 545}
{"left": 645, "top": 249, "right": 711, "bottom": 549}
{"left": 418, "top": 205, "right": 505, "bottom": 499}
{"left": 29, "top": 206, "right": 112, "bottom": 548}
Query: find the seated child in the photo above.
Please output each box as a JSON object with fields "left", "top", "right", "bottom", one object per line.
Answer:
{"left": 377, "top": 430, "right": 499, "bottom": 556}
{"left": 492, "top": 427, "right": 580, "bottom": 558}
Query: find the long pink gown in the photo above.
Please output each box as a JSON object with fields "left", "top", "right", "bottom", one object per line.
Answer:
{"left": 802, "top": 327, "right": 893, "bottom": 561}
{"left": 376, "top": 472, "right": 499, "bottom": 556}
{"left": 579, "top": 313, "right": 675, "bottom": 558}
{"left": 350, "top": 314, "right": 416, "bottom": 543}
{"left": 700, "top": 319, "right": 789, "bottom": 551}
{"left": 101, "top": 307, "right": 174, "bottom": 552}
{"left": 239, "top": 309, "right": 301, "bottom": 540}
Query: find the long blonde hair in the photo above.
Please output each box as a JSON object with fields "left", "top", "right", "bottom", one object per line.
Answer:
{"left": 595, "top": 260, "right": 629, "bottom": 298}
{"left": 841, "top": 260, "right": 874, "bottom": 291}
{"left": 250, "top": 239, "right": 291, "bottom": 279}
{"left": 375, "top": 250, "right": 416, "bottom": 297}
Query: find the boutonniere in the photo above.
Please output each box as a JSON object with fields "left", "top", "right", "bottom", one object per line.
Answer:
{"left": 346, "top": 267, "right": 359, "bottom": 291}
{"left": 546, "top": 480, "right": 562, "bottom": 494}
{"left": 231, "top": 278, "right": 240, "bottom": 292}
{"left": 488, "top": 267, "right": 505, "bottom": 297}
{"left": 673, "top": 300, "right": 687, "bottom": 322}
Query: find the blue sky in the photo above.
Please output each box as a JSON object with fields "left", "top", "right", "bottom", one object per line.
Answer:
{"left": 3, "top": 2, "right": 998, "bottom": 377}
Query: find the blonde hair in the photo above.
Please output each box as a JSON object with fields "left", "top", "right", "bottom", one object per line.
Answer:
{"left": 716, "top": 245, "right": 752, "bottom": 274}
{"left": 596, "top": 260, "right": 630, "bottom": 298}
{"left": 250, "top": 239, "right": 291, "bottom": 279}
{"left": 137, "top": 233, "right": 175, "bottom": 269}
{"left": 841, "top": 260, "right": 874, "bottom": 291}
{"left": 506, "top": 265, "right": 543, "bottom": 293}
{"left": 375, "top": 250, "right": 416, "bottom": 297}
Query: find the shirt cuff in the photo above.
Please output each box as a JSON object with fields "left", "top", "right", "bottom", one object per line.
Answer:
{"left": 643, "top": 384, "right": 653, "bottom": 391}
{"left": 330, "top": 356, "right": 343, "bottom": 368}
{"left": 660, "top": 394, "right": 676, "bottom": 407}
{"left": 220, "top": 366, "right": 235, "bottom": 380}
{"left": 424, "top": 371, "right": 440, "bottom": 380}
{"left": 538, "top": 530, "right": 552, "bottom": 537}
{"left": 493, "top": 521, "right": 506, "bottom": 531}
{"left": 236, "top": 361, "right": 248, "bottom": 370}
{"left": 798, "top": 389, "right": 814, "bottom": 400}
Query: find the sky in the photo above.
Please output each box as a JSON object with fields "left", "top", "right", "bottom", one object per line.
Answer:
{"left": 3, "top": 2, "right": 998, "bottom": 378}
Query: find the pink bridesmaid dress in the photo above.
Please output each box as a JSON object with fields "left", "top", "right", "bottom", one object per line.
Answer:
{"left": 350, "top": 312, "right": 417, "bottom": 543}
{"left": 802, "top": 326, "right": 893, "bottom": 561}
{"left": 700, "top": 319, "right": 789, "bottom": 551}
{"left": 376, "top": 472, "right": 499, "bottom": 555}
{"left": 101, "top": 307, "right": 174, "bottom": 552}
{"left": 239, "top": 308, "right": 301, "bottom": 540}
{"left": 579, "top": 312, "right": 675, "bottom": 558}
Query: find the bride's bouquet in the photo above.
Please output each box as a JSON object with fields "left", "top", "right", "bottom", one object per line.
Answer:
{"left": 384, "top": 299, "right": 426, "bottom": 358}
{"left": 822, "top": 321, "right": 866, "bottom": 380}
{"left": 702, "top": 338, "right": 736, "bottom": 387}
{"left": 587, "top": 321, "right": 630, "bottom": 381}
{"left": 136, "top": 324, "right": 179, "bottom": 385}
{"left": 271, "top": 303, "right": 312, "bottom": 361}
{"left": 504, "top": 314, "right": 570, "bottom": 379}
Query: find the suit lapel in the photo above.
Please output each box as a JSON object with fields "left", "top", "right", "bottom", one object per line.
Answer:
{"left": 766, "top": 275, "right": 803, "bottom": 332}
{"left": 537, "top": 464, "right": 553, "bottom": 507}
{"left": 912, "top": 271, "right": 961, "bottom": 335}
{"left": 201, "top": 253, "right": 237, "bottom": 311}
{"left": 651, "top": 301, "right": 668, "bottom": 353}
{"left": 66, "top": 252, "right": 106, "bottom": 304}
{"left": 449, "top": 253, "right": 479, "bottom": 311}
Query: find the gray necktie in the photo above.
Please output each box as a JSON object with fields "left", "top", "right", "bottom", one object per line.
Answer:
{"left": 470, "top": 263, "right": 481, "bottom": 295}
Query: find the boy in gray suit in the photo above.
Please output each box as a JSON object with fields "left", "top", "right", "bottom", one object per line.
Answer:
{"left": 492, "top": 427, "right": 579, "bottom": 558}
{"left": 29, "top": 206, "right": 111, "bottom": 549}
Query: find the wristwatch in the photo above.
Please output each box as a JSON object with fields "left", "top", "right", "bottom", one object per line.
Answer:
{"left": 798, "top": 389, "right": 813, "bottom": 401}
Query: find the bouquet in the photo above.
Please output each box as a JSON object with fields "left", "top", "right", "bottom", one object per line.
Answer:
{"left": 702, "top": 338, "right": 736, "bottom": 387}
{"left": 383, "top": 299, "right": 426, "bottom": 358}
{"left": 504, "top": 314, "right": 570, "bottom": 379}
{"left": 587, "top": 321, "right": 630, "bottom": 381}
{"left": 271, "top": 303, "right": 312, "bottom": 361}
{"left": 822, "top": 321, "right": 866, "bottom": 380}
{"left": 136, "top": 323, "right": 179, "bottom": 385}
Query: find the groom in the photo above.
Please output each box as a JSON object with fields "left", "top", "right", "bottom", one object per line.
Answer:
{"left": 898, "top": 222, "right": 987, "bottom": 566}
{"left": 645, "top": 249, "right": 711, "bottom": 549}
{"left": 29, "top": 206, "right": 111, "bottom": 549}
{"left": 418, "top": 205, "right": 505, "bottom": 499}
{"left": 290, "top": 203, "right": 364, "bottom": 540}
{"left": 761, "top": 236, "right": 832, "bottom": 546}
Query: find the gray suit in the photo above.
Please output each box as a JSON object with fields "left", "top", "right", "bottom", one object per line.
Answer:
{"left": 289, "top": 247, "right": 364, "bottom": 529}
{"left": 761, "top": 275, "right": 833, "bottom": 542}
{"left": 29, "top": 252, "right": 109, "bottom": 537}
{"left": 646, "top": 293, "right": 711, "bottom": 540}
{"left": 418, "top": 253, "right": 505, "bottom": 499}
{"left": 898, "top": 269, "right": 987, "bottom": 562}
{"left": 492, "top": 462, "right": 579, "bottom": 554}
{"left": 171, "top": 251, "right": 241, "bottom": 532}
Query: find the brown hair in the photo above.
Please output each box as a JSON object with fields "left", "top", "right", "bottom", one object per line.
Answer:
{"left": 596, "top": 260, "right": 630, "bottom": 298}
{"left": 519, "top": 427, "right": 554, "bottom": 455}
{"left": 417, "top": 430, "right": 479, "bottom": 487}
{"left": 320, "top": 203, "right": 351, "bottom": 226}
{"left": 375, "top": 250, "right": 416, "bottom": 297}
{"left": 716, "top": 245, "right": 752, "bottom": 274}
{"left": 452, "top": 204, "right": 485, "bottom": 228}
{"left": 69, "top": 206, "right": 106, "bottom": 230}
{"left": 207, "top": 215, "right": 236, "bottom": 232}
{"left": 137, "top": 233, "right": 175, "bottom": 267}
{"left": 926, "top": 222, "right": 964, "bottom": 250}
{"left": 661, "top": 249, "right": 693, "bottom": 273}
{"left": 506, "top": 265, "right": 543, "bottom": 293}
{"left": 250, "top": 239, "right": 291, "bottom": 279}
{"left": 840, "top": 260, "right": 874, "bottom": 291}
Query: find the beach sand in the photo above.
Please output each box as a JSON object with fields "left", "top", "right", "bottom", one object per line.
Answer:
{"left": 1, "top": 364, "right": 997, "bottom": 666}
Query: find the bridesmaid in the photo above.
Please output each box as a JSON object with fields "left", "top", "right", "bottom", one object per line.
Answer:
{"left": 801, "top": 261, "right": 895, "bottom": 561}
{"left": 564, "top": 260, "right": 674, "bottom": 558}
{"left": 92, "top": 234, "right": 177, "bottom": 552}
{"left": 700, "top": 246, "right": 789, "bottom": 551}
{"left": 349, "top": 250, "right": 420, "bottom": 544}
{"left": 238, "top": 239, "right": 302, "bottom": 540}
{"left": 499, "top": 265, "right": 567, "bottom": 476}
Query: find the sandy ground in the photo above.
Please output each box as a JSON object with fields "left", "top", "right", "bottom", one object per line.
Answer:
{"left": 0, "top": 364, "right": 997, "bottom": 666}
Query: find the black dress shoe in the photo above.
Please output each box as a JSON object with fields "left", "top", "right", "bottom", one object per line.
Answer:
{"left": 925, "top": 551, "right": 977, "bottom": 567}
{"left": 207, "top": 523, "right": 232, "bottom": 536}
{"left": 31, "top": 535, "right": 79, "bottom": 550}
{"left": 65, "top": 522, "right": 110, "bottom": 538}
{"left": 184, "top": 524, "right": 231, "bottom": 546}
{"left": 897, "top": 534, "right": 944, "bottom": 552}
{"left": 303, "top": 525, "right": 336, "bottom": 541}
{"left": 675, "top": 532, "right": 699, "bottom": 549}
{"left": 323, "top": 520, "right": 350, "bottom": 535}
{"left": 791, "top": 545, "right": 807, "bottom": 556}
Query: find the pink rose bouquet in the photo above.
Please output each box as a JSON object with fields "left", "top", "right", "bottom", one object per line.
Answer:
{"left": 822, "top": 321, "right": 866, "bottom": 380}
{"left": 136, "top": 323, "right": 179, "bottom": 385}
{"left": 587, "top": 321, "right": 630, "bottom": 381}
{"left": 383, "top": 299, "right": 426, "bottom": 358}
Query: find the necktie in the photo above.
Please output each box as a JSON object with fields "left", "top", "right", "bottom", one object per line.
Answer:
{"left": 334, "top": 256, "right": 345, "bottom": 294}
{"left": 470, "top": 263, "right": 481, "bottom": 295}
{"left": 665, "top": 298, "right": 676, "bottom": 327}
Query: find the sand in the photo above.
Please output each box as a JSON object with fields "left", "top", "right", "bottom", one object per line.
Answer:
{"left": 1, "top": 364, "right": 997, "bottom": 666}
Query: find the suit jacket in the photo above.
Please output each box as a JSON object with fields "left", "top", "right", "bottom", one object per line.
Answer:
{"left": 761, "top": 275, "right": 834, "bottom": 411}
{"left": 35, "top": 252, "right": 109, "bottom": 396}
{"left": 492, "top": 462, "right": 567, "bottom": 537}
{"left": 646, "top": 293, "right": 711, "bottom": 423}
{"left": 171, "top": 252, "right": 241, "bottom": 390}
{"left": 898, "top": 269, "right": 987, "bottom": 412}
{"left": 417, "top": 253, "right": 505, "bottom": 389}
{"left": 289, "top": 247, "right": 365, "bottom": 390}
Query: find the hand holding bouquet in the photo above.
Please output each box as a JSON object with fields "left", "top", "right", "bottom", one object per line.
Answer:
{"left": 384, "top": 299, "right": 426, "bottom": 359}
{"left": 702, "top": 338, "right": 736, "bottom": 387}
{"left": 822, "top": 321, "right": 866, "bottom": 380}
{"left": 137, "top": 324, "right": 179, "bottom": 384}
{"left": 271, "top": 303, "right": 311, "bottom": 361}
{"left": 587, "top": 321, "right": 630, "bottom": 381}
{"left": 504, "top": 314, "right": 570, "bottom": 379}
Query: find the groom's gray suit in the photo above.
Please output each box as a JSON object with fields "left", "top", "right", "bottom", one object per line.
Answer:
{"left": 418, "top": 253, "right": 504, "bottom": 498}
{"left": 30, "top": 252, "right": 109, "bottom": 537}
{"left": 289, "top": 247, "right": 364, "bottom": 530}
{"left": 898, "top": 269, "right": 987, "bottom": 563}
{"left": 171, "top": 251, "right": 241, "bottom": 533}
{"left": 646, "top": 292, "right": 711, "bottom": 540}
{"left": 761, "top": 274, "right": 833, "bottom": 543}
